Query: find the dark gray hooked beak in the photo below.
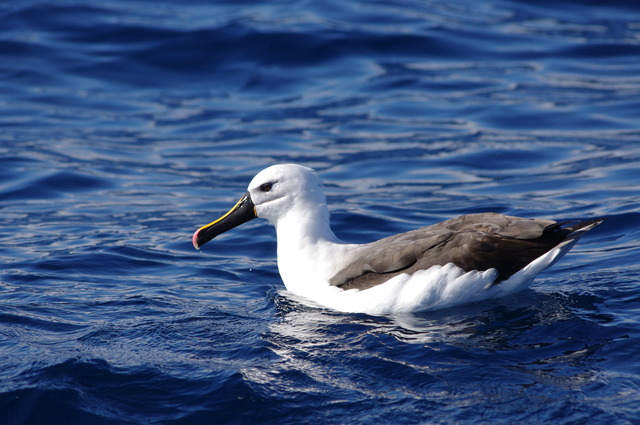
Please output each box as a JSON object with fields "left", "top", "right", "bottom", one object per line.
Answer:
{"left": 192, "top": 192, "right": 256, "bottom": 249}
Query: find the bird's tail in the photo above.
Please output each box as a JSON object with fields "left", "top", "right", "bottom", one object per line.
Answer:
{"left": 561, "top": 218, "right": 604, "bottom": 242}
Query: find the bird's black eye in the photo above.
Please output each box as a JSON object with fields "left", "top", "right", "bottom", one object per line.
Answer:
{"left": 259, "top": 182, "right": 273, "bottom": 192}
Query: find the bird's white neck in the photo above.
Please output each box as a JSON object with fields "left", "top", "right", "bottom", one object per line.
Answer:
{"left": 272, "top": 204, "right": 347, "bottom": 294}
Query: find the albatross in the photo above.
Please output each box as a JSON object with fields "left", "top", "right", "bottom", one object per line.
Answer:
{"left": 192, "top": 164, "right": 602, "bottom": 315}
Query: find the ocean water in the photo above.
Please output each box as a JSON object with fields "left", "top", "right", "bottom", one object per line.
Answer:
{"left": 1, "top": 0, "right": 640, "bottom": 423}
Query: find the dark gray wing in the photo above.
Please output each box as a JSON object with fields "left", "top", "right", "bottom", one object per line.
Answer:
{"left": 330, "top": 213, "right": 598, "bottom": 290}
{"left": 328, "top": 229, "right": 454, "bottom": 289}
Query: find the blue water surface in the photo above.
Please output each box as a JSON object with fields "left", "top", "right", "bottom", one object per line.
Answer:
{"left": 1, "top": 0, "right": 640, "bottom": 424}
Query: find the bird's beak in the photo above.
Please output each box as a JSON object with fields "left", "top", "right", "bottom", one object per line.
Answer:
{"left": 192, "top": 192, "right": 257, "bottom": 249}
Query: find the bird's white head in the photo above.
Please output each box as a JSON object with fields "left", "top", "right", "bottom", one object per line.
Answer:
{"left": 192, "top": 164, "right": 331, "bottom": 249}
{"left": 248, "top": 164, "right": 326, "bottom": 224}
